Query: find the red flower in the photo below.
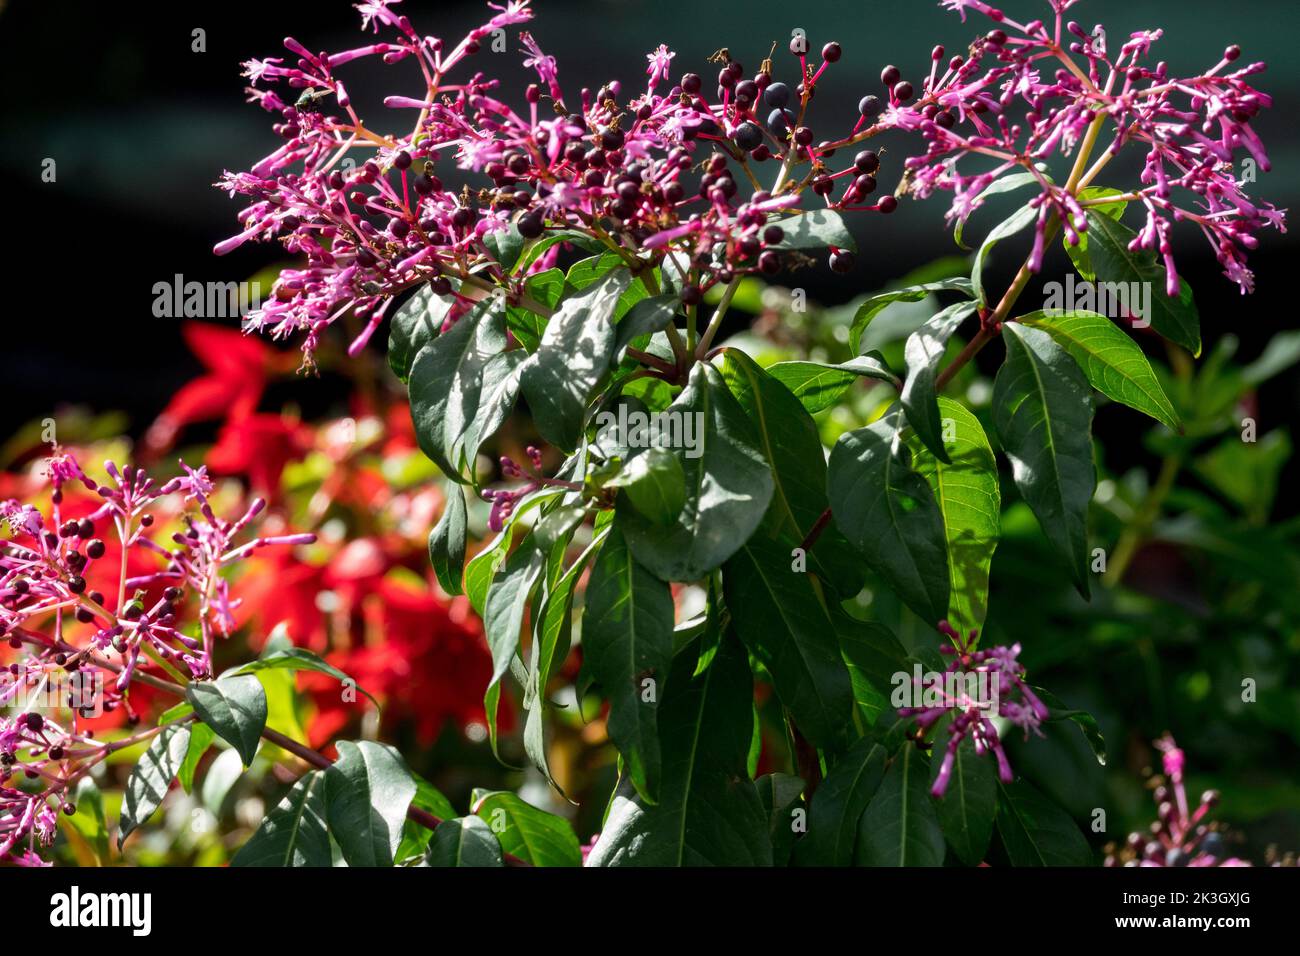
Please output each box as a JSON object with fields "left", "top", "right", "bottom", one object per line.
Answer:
{"left": 205, "top": 413, "right": 313, "bottom": 497}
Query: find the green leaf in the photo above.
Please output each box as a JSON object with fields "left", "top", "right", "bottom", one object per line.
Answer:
{"left": 854, "top": 746, "right": 945, "bottom": 866}
{"left": 1086, "top": 211, "right": 1200, "bottom": 356}
{"left": 724, "top": 533, "right": 855, "bottom": 751}
{"left": 995, "top": 779, "right": 1092, "bottom": 865}
{"left": 582, "top": 528, "right": 675, "bottom": 801}
{"left": 460, "top": 350, "right": 526, "bottom": 465}
{"left": 613, "top": 294, "right": 678, "bottom": 362}
{"left": 395, "top": 774, "right": 459, "bottom": 863}
{"left": 484, "top": 223, "right": 525, "bottom": 272}
{"left": 850, "top": 279, "right": 974, "bottom": 354}
{"left": 771, "top": 209, "right": 855, "bottom": 253}
{"left": 425, "top": 815, "right": 504, "bottom": 867}
{"left": 508, "top": 268, "right": 565, "bottom": 351}
{"left": 1064, "top": 186, "right": 1128, "bottom": 280}
{"left": 179, "top": 722, "right": 215, "bottom": 794}
{"left": 972, "top": 204, "right": 1039, "bottom": 307}
{"left": 757, "top": 773, "right": 806, "bottom": 865}
{"left": 515, "top": 230, "right": 605, "bottom": 272}
{"left": 484, "top": 535, "right": 547, "bottom": 689}
{"left": 586, "top": 633, "right": 772, "bottom": 865}
{"left": 607, "top": 447, "right": 686, "bottom": 526}
{"left": 325, "top": 740, "right": 418, "bottom": 867}
{"left": 409, "top": 297, "right": 507, "bottom": 480}
{"left": 428, "top": 484, "right": 468, "bottom": 596}
{"left": 227, "top": 647, "right": 377, "bottom": 708}
{"left": 930, "top": 726, "right": 997, "bottom": 866}
{"left": 119, "top": 722, "right": 190, "bottom": 848}
{"left": 719, "top": 349, "right": 864, "bottom": 593}
{"left": 524, "top": 528, "right": 609, "bottom": 790}
{"left": 464, "top": 489, "right": 563, "bottom": 615}
{"left": 1032, "top": 686, "right": 1106, "bottom": 767}
{"left": 388, "top": 282, "right": 454, "bottom": 384}
{"left": 471, "top": 791, "right": 582, "bottom": 866}
{"left": 1019, "top": 309, "right": 1180, "bottom": 431}
{"left": 520, "top": 269, "right": 631, "bottom": 452}
{"left": 232, "top": 770, "right": 331, "bottom": 867}
{"left": 954, "top": 170, "right": 1045, "bottom": 249}
{"left": 793, "top": 735, "right": 888, "bottom": 865}
{"left": 900, "top": 301, "right": 980, "bottom": 462}
{"left": 186, "top": 674, "right": 267, "bottom": 767}
{"left": 905, "top": 398, "right": 1000, "bottom": 637}
{"left": 993, "top": 323, "right": 1096, "bottom": 597}
{"left": 834, "top": 610, "right": 911, "bottom": 725}
{"left": 619, "top": 362, "right": 774, "bottom": 582}
{"left": 827, "top": 411, "right": 950, "bottom": 623}
{"left": 767, "top": 354, "right": 900, "bottom": 414}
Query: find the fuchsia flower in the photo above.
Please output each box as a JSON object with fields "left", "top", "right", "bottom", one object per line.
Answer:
{"left": 0, "top": 455, "right": 314, "bottom": 864}
{"left": 881, "top": 2, "right": 1284, "bottom": 293}
{"left": 1104, "top": 735, "right": 1261, "bottom": 867}
{"left": 899, "top": 621, "right": 1049, "bottom": 798}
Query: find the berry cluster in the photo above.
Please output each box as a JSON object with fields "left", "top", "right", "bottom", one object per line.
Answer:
{"left": 216, "top": 0, "right": 907, "bottom": 363}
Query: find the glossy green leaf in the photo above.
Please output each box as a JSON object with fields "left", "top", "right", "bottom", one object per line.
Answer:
{"left": 395, "top": 774, "right": 460, "bottom": 863}
{"left": 850, "top": 278, "right": 974, "bottom": 354}
{"left": 1032, "top": 686, "right": 1106, "bottom": 767}
{"left": 232, "top": 770, "right": 331, "bottom": 867}
{"left": 524, "top": 528, "right": 609, "bottom": 790}
{"left": 471, "top": 790, "right": 581, "bottom": 866}
{"left": 613, "top": 294, "right": 679, "bottom": 361}
{"left": 186, "top": 674, "right": 267, "bottom": 767}
{"left": 119, "top": 722, "right": 190, "bottom": 848}
{"left": 905, "top": 398, "right": 1000, "bottom": 637}
{"left": 325, "top": 740, "right": 418, "bottom": 867}
{"left": 724, "top": 533, "right": 855, "bottom": 751}
{"left": 1086, "top": 211, "right": 1200, "bottom": 356}
{"left": 1019, "top": 309, "right": 1180, "bottom": 430}
{"left": 619, "top": 362, "right": 774, "bottom": 582}
{"left": 900, "top": 301, "right": 979, "bottom": 462}
{"left": 179, "top": 722, "right": 215, "bottom": 794}
{"left": 428, "top": 483, "right": 468, "bottom": 596}
{"left": 835, "top": 612, "right": 911, "bottom": 725}
{"left": 409, "top": 297, "right": 507, "bottom": 480}
{"left": 582, "top": 528, "right": 675, "bottom": 801}
{"left": 388, "top": 282, "right": 454, "bottom": 384}
{"left": 993, "top": 323, "right": 1096, "bottom": 597}
{"left": 484, "top": 535, "right": 547, "bottom": 688}
{"left": 827, "top": 411, "right": 950, "bottom": 623}
{"left": 995, "top": 779, "right": 1092, "bottom": 866}
{"left": 227, "top": 647, "right": 377, "bottom": 708}
{"left": 1064, "top": 186, "right": 1128, "bottom": 280}
{"left": 425, "top": 815, "right": 504, "bottom": 867}
{"left": 771, "top": 209, "right": 855, "bottom": 253}
{"left": 757, "top": 773, "right": 805, "bottom": 866}
{"left": 719, "top": 349, "right": 864, "bottom": 592}
{"left": 585, "top": 634, "right": 772, "bottom": 866}
{"left": 854, "top": 746, "right": 945, "bottom": 866}
{"left": 953, "top": 170, "right": 1045, "bottom": 249}
{"left": 972, "top": 203, "right": 1039, "bottom": 307}
{"left": 460, "top": 350, "right": 526, "bottom": 465}
{"left": 766, "top": 353, "right": 900, "bottom": 414}
{"left": 793, "top": 734, "right": 888, "bottom": 865}
{"left": 607, "top": 447, "right": 686, "bottom": 526}
{"left": 520, "top": 269, "right": 631, "bottom": 452}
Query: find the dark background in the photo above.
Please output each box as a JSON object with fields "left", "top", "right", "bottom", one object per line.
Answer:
{"left": 2, "top": 0, "right": 1297, "bottom": 450}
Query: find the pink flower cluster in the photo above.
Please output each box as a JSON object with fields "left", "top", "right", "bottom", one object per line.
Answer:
{"left": 1104, "top": 735, "right": 1256, "bottom": 867}
{"left": 0, "top": 455, "right": 312, "bottom": 864}
{"left": 898, "top": 621, "right": 1049, "bottom": 798}
{"left": 215, "top": 0, "right": 899, "bottom": 363}
{"left": 886, "top": 0, "right": 1284, "bottom": 293}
